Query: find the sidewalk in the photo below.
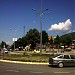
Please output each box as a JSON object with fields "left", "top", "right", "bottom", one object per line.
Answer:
{"left": 58, "top": 49, "right": 75, "bottom": 55}
{"left": 48, "top": 49, "right": 75, "bottom": 55}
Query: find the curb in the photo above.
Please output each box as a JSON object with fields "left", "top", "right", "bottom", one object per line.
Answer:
{"left": 0, "top": 59, "right": 48, "bottom": 65}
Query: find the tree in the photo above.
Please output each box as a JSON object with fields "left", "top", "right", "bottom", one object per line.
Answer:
{"left": 0, "top": 41, "right": 8, "bottom": 48}
{"left": 49, "top": 36, "right": 53, "bottom": 45}
{"left": 54, "top": 35, "right": 60, "bottom": 48}
{"left": 60, "top": 35, "right": 72, "bottom": 46}
{"left": 54, "top": 35, "right": 60, "bottom": 44}
{"left": 42, "top": 31, "right": 48, "bottom": 44}
{"left": 25, "top": 29, "right": 40, "bottom": 49}
{"left": 15, "top": 38, "right": 23, "bottom": 48}
{"left": 12, "top": 29, "right": 40, "bottom": 50}
{"left": 13, "top": 29, "right": 49, "bottom": 50}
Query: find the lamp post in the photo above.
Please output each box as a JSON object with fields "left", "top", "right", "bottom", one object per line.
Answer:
{"left": 32, "top": 0, "right": 48, "bottom": 54}
{"left": 40, "top": 0, "right": 42, "bottom": 54}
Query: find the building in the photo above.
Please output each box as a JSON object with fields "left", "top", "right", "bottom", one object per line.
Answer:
{"left": 48, "top": 36, "right": 55, "bottom": 40}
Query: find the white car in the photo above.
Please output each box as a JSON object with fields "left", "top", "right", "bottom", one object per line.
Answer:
{"left": 4, "top": 50, "right": 8, "bottom": 53}
{"left": 3, "top": 48, "right": 8, "bottom": 53}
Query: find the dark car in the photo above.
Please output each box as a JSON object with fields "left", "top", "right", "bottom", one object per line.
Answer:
{"left": 49, "top": 54, "right": 75, "bottom": 68}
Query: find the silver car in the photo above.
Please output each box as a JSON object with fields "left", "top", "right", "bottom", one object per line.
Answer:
{"left": 49, "top": 54, "right": 75, "bottom": 68}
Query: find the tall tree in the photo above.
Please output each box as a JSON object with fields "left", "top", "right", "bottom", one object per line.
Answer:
{"left": 54, "top": 35, "right": 60, "bottom": 44}
{"left": 49, "top": 36, "right": 53, "bottom": 45}
{"left": 26, "top": 29, "right": 40, "bottom": 49}
{"left": 0, "top": 41, "right": 7, "bottom": 48}
{"left": 54, "top": 35, "right": 60, "bottom": 48}
{"left": 60, "top": 35, "right": 72, "bottom": 46}
{"left": 42, "top": 31, "right": 48, "bottom": 44}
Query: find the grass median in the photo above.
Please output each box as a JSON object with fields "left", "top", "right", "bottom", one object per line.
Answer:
{"left": 0, "top": 53, "right": 52, "bottom": 63}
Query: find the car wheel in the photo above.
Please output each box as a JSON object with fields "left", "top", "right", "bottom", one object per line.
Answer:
{"left": 58, "top": 63, "right": 64, "bottom": 68}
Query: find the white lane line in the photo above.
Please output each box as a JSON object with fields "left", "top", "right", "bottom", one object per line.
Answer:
{"left": 6, "top": 70, "right": 19, "bottom": 72}
{"left": 30, "top": 71, "right": 43, "bottom": 74}
{"left": 54, "top": 72, "right": 70, "bottom": 74}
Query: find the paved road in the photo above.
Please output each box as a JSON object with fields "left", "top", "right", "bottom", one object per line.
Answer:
{"left": 0, "top": 62, "right": 75, "bottom": 75}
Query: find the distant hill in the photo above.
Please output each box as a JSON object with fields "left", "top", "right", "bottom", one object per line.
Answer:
{"left": 60, "top": 32, "right": 75, "bottom": 40}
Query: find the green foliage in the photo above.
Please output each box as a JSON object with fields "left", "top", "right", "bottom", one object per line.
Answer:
{"left": 49, "top": 36, "right": 53, "bottom": 44}
{"left": 2, "top": 54, "right": 51, "bottom": 63}
{"left": 54, "top": 34, "right": 72, "bottom": 46}
{"left": 42, "top": 31, "right": 48, "bottom": 44}
{"left": 54, "top": 35, "right": 60, "bottom": 44}
{"left": 60, "top": 35, "right": 72, "bottom": 46}
{"left": 10, "top": 29, "right": 40, "bottom": 49}
{"left": 25, "top": 29, "right": 40, "bottom": 49}
{"left": 11, "top": 28, "right": 49, "bottom": 50}
{"left": 0, "top": 41, "right": 8, "bottom": 48}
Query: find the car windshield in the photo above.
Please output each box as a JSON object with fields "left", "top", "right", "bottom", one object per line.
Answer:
{"left": 57, "top": 55, "right": 63, "bottom": 58}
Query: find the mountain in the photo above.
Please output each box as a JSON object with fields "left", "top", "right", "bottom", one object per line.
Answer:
{"left": 60, "top": 32, "right": 75, "bottom": 40}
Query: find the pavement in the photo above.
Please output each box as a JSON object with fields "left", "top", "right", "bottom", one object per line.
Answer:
{"left": 1, "top": 61, "right": 74, "bottom": 75}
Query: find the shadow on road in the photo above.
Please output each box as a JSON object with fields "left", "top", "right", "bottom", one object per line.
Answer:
{"left": 48, "top": 65, "right": 75, "bottom": 68}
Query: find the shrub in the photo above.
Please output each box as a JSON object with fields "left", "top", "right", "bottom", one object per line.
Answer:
{"left": 1, "top": 53, "right": 51, "bottom": 63}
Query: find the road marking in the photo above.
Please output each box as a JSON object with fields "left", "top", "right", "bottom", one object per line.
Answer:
{"left": 54, "top": 72, "right": 70, "bottom": 74}
{"left": 0, "top": 59, "right": 48, "bottom": 65}
{"left": 6, "top": 70, "right": 19, "bottom": 72}
{"left": 30, "top": 71, "right": 43, "bottom": 74}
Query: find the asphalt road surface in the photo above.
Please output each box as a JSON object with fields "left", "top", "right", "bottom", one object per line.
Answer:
{"left": 0, "top": 62, "right": 75, "bottom": 75}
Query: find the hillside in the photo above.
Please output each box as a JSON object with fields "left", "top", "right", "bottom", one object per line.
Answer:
{"left": 60, "top": 32, "right": 75, "bottom": 40}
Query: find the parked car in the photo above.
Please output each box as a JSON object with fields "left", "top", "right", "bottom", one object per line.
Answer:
{"left": 4, "top": 50, "right": 8, "bottom": 53}
{"left": 3, "top": 48, "right": 8, "bottom": 53}
{"left": 64, "top": 48, "right": 71, "bottom": 51}
{"left": 34, "top": 50, "right": 40, "bottom": 53}
{"left": 49, "top": 54, "right": 75, "bottom": 68}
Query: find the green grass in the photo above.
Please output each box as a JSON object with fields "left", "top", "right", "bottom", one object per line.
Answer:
{"left": 0, "top": 53, "right": 51, "bottom": 63}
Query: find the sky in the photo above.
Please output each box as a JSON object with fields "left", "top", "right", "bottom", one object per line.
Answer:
{"left": 0, "top": 0, "right": 75, "bottom": 45}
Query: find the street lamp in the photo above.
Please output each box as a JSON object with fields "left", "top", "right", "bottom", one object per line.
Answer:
{"left": 32, "top": 0, "right": 48, "bottom": 54}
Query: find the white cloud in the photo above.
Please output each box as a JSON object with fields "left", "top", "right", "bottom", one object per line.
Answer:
{"left": 48, "top": 19, "right": 72, "bottom": 31}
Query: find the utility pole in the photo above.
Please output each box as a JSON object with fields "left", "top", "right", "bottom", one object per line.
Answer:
{"left": 40, "top": 0, "right": 42, "bottom": 54}
{"left": 32, "top": 0, "right": 48, "bottom": 54}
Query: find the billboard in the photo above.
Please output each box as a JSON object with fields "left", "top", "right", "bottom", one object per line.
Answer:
{"left": 13, "top": 38, "right": 17, "bottom": 41}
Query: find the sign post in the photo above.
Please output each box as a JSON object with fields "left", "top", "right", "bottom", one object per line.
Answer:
{"left": 13, "top": 38, "right": 17, "bottom": 51}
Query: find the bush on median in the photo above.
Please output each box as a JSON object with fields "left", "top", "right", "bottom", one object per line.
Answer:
{"left": 0, "top": 53, "right": 51, "bottom": 63}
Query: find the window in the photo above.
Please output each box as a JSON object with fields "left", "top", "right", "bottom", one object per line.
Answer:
{"left": 70, "top": 55, "right": 75, "bottom": 59}
{"left": 64, "top": 55, "right": 70, "bottom": 59}
{"left": 58, "top": 55, "right": 63, "bottom": 58}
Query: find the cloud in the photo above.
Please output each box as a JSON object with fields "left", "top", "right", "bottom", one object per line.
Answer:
{"left": 48, "top": 19, "right": 72, "bottom": 31}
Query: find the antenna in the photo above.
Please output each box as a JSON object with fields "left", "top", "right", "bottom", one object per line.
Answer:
{"left": 23, "top": 25, "right": 25, "bottom": 36}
